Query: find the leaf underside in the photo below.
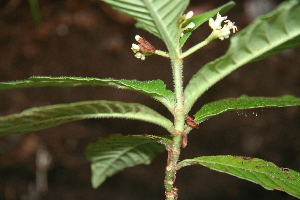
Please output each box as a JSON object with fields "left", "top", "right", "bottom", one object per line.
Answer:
{"left": 0, "top": 100, "right": 173, "bottom": 135}
{"left": 85, "top": 134, "right": 166, "bottom": 188}
{"left": 193, "top": 95, "right": 300, "bottom": 124}
{"left": 102, "top": 0, "right": 189, "bottom": 53}
{"left": 0, "top": 76, "right": 174, "bottom": 110}
{"left": 184, "top": 0, "right": 300, "bottom": 113}
{"left": 179, "top": 155, "right": 300, "bottom": 199}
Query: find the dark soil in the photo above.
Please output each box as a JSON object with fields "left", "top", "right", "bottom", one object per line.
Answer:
{"left": 0, "top": 0, "right": 300, "bottom": 199}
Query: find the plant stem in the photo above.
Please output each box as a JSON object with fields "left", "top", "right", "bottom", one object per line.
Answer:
{"left": 164, "top": 27, "right": 214, "bottom": 199}
{"left": 164, "top": 47, "right": 185, "bottom": 200}
{"left": 164, "top": 134, "right": 182, "bottom": 200}
{"left": 180, "top": 32, "right": 216, "bottom": 59}
{"left": 28, "top": 0, "right": 42, "bottom": 26}
{"left": 155, "top": 50, "right": 170, "bottom": 58}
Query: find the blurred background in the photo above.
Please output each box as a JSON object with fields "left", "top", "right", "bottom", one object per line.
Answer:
{"left": 0, "top": 0, "right": 300, "bottom": 199}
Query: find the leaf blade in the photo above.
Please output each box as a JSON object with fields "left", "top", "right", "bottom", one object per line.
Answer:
{"left": 0, "top": 76, "right": 174, "bottom": 110}
{"left": 184, "top": 0, "right": 300, "bottom": 113}
{"left": 178, "top": 155, "right": 300, "bottom": 198}
{"left": 0, "top": 100, "right": 174, "bottom": 135}
{"left": 85, "top": 134, "right": 166, "bottom": 188}
{"left": 194, "top": 95, "right": 300, "bottom": 123}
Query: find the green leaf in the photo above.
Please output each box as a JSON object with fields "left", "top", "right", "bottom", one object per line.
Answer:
{"left": 85, "top": 134, "right": 166, "bottom": 188}
{"left": 194, "top": 95, "right": 300, "bottom": 124}
{"left": 101, "top": 0, "right": 189, "bottom": 55}
{"left": 144, "top": 134, "right": 173, "bottom": 149}
{"left": 0, "top": 100, "right": 174, "bottom": 135}
{"left": 177, "top": 155, "right": 300, "bottom": 198}
{"left": 0, "top": 76, "right": 174, "bottom": 110}
{"left": 184, "top": 0, "right": 300, "bottom": 113}
{"left": 180, "top": 1, "right": 235, "bottom": 47}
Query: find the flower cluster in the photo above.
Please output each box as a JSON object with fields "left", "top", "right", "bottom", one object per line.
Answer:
{"left": 209, "top": 12, "right": 237, "bottom": 40}
{"left": 180, "top": 11, "right": 195, "bottom": 37}
{"left": 131, "top": 35, "right": 156, "bottom": 60}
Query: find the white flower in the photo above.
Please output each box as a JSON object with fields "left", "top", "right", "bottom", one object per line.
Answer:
{"left": 185, "top": 22, "right": 195, "bottom": 29}
{"left": 131, "top": 43, "right": 140, "bottom": 53}
{"left": 214, "top": 28, "right": 231, "bottom": 40}
{"left": 179, "top": 11, "right": 195, "bottom": 37}
{"left": 131, "top": 35, "right": 157, "bottom": 60}
{"left": 180, "top": 22, "right": 195, "bottom": 37}
{"left": 185, "top": 11, "right": 194, "bottom": 20}
{"left": 135, "top": 35, "right": 142, "bottom": 42}
{"left": 209, "top": 13, "right": 227, "bottom": 30}
{"left": 131, "top": 35, "right": 145, "bottom": 60}
{"left": 134, "top": 52, "right": 146, "bottom": 60}
{"left": 209, "top": 12, "right": 237, "bottom": 40}
{"left": 180, "top": 11, "right": 194, "bottom": 22}
{"left": 224, "top": 20, "right": 238, "bottom": 33}
{"left": 182, "top": 22, "right": 195, "bottom": 32}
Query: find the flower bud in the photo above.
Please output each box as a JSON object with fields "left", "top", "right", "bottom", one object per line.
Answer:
{"left": 185, "top": 11, "right": 194, "bottom": 20}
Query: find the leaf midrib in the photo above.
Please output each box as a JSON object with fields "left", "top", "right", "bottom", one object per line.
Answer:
{"left": 194, "top": 159, "right": 299, "bottom": 183}
{"left": 94, "top": 140, "right": 153, "bottom": 175}
{"left": 142, "top": 0, "right": 179, "bottom": 55}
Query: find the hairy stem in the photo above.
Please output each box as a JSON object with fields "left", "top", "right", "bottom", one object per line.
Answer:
{"left": 164, "top": 134, "right": 182, "bottom": 200}
{"left": 164, "top": 47, "right": 185, "bottom": 200}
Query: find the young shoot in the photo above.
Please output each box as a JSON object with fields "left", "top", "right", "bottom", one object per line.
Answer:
{"left": 181, "top": 12, "right": 238, "bottom": 59}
